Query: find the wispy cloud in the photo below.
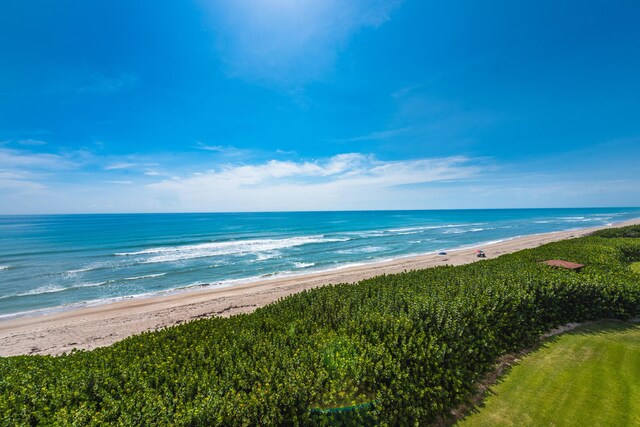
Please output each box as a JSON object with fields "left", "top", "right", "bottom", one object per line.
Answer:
{"left": 104, "top": 180, "right": 133, "bottom": 185}
{"left": 144, "top": 169, "right": 164, "bottom": 177}
{"left": 194, "top": 142, "right": 249, "bottom": 157}
{"left": 378, "top": 87, "right": 504, "bottom": 147}
{"left": 0, "top": 171, "right": 47, "bottom": 190}
{"left": 334, "top": 127, "right": 411, "bottom": 143}
{"left": 204, "top": 0, "right": 402, "bottom": 86}
{"left": 0, "top": 148, "right": 80, "bottom": 193}
{"left": 275, "top": 149, "right": 297, "bottom": 156}
{"left": 104, "top": 162, "right": 138, "bottom": 170}
{"left": 17, "top": 139, "right": 47, "bottom": 146}
{"left": 0, "top": 148, "right": 77, "bottom": 170}
{"left": 56, "top": 71, "right": 138, "bottom": 96}
{"left": 391, "top": 85, "right": 423, "bottom": 99}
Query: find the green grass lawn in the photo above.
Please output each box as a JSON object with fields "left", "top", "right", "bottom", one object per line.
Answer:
{"left": 460, "top": 321, "right": 640, "bottom": 427}
{"left": 631, "top": 262, "right": 640, "bottom": 274}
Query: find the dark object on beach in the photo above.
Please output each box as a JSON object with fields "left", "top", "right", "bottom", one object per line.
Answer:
{"left": 476, "top": 250, "right": 486, "bottom": 258}
{"left": 541, "top": 259, "right": 585, "bottom": 272}
{"left": 438, "top": 251, "right": 447, "bottom": 256}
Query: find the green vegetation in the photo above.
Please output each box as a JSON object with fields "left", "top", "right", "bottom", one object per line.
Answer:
{"left": 631, "top": 262, "right": 640, "bottom": 274}
{"left": 1, "top": 231, "right": 640, "bottom": 425}
{"left": 460, "top": 321, "right": 640, "bottom": 426}
{"left": 591, "top": 224, "right": 640, "bottom": 239}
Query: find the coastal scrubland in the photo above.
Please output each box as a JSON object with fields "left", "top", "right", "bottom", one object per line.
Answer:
{"left": 1, "top": 226, "right": 640, "bottom": 425}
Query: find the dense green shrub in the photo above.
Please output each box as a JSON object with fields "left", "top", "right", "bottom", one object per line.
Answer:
{"left": 591, "top": 224, "right": 640, "bottom": 238}
{"left": 1, "top": 232, "right": 640, "bottom": 425}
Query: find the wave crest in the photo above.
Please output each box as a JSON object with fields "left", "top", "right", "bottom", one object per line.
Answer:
{"left": 116, "top": 236, "right": 346, "bottom": 264}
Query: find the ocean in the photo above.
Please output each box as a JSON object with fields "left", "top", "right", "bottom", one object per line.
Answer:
{"left": 1, "top": 208, "right": 639, "bottom": 319}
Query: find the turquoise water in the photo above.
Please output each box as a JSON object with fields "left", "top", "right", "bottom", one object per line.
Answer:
{"left": 1, "top": 208, "right": 639, "bottom": 319}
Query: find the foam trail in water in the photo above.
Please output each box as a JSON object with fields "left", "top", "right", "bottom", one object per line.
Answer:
{"left": 293, "top": 262, "right": 315, "bottom": 268}
{"left": 116, "top": 236, "right": 347, "bottom": 264}
{"left": 66, "top": 267, "right": 96, "bottom": 274}
{"left": 123, "top": 273, "right": 166, "bottom": 281}
{"left": 336, "top": 246, "right": 385, "bottom": 255}
{"left": 2, "top": 281, "right": 108, "bottom": 299}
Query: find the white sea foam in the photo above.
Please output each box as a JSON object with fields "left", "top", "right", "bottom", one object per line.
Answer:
{"left": 116, "top": 235, "right": 345, "bottom": 264}
{"left": 65, "top": 262, "right": 112, "bottom": 275}
{"left": 387, "top": 223, "right": 486, "bottom": 234}
{"left": 387, "top": 225, "right": 449, "bottom": 233}
{"left": 66, "top": 267, "right": 96, "bottom": 274}
{"left": 0, "top": 265, "right": 9, "bottom": 271}
{"left": 2, "top": 281, "right": 108, "bottom": 300}
{"left": 442, "top": 228, "right": 466, "bottom": 234}
{"left": 548, "top": 216, "right": 608, "bottom": 224}
{"left": 336, "top": 246, "right": 385, "bottom": 255}
{"left": 346, "top": 230, "right": 386, "bottom": 238}
{"left": 442, "top": 226, "right": 491, "bottom": 235}
{"left": 293, "top": 262, "right": 315, "bottom": 268}
{"left": 123, "top": 273, "right": 166, "bottom": 281}
{"left": 15, "top": 285, "right": 67, "bottom": 297}
{"left": 350, "top": 225, "right": 479, "bottom": 238}
{"left": 255, "top": 251, "right": 281, "bottom": 262}
{"left": 74, "top": 281, "right": 107, "bottom": 289}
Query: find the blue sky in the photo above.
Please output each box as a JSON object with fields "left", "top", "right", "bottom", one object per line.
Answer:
{"left": 1, "top": 0, "right": 639, "bottom": 213}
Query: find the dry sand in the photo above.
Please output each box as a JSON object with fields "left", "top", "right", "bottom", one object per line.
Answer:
{"left": 1, "top": 219, "right": 639, "bottom": 357}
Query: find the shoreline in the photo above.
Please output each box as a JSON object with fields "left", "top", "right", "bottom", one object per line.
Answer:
{"left": 0, "top": 236, "right": 520, "bottom": 323}
{"left": 1, "top": 218, "right": 638, "bottom": 357}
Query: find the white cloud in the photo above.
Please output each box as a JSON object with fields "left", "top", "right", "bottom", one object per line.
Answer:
{"left": 146, "top": 153, "right": 481, "bottom": 211}
{"left": 2, "top": 144, "right": 636, "bottom": 214}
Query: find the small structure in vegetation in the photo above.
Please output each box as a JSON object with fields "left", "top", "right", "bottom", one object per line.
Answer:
{"left": 541, "top": 259, "right": 585, "bottom": 272}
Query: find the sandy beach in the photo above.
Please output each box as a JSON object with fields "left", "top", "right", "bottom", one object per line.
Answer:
{"left": 1, "top": 219, "right": 638, "bottom": 357}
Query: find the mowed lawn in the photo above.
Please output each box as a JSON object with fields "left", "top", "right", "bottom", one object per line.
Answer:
{"left": 461, "top": 321, "right": 640, "bottom": 427}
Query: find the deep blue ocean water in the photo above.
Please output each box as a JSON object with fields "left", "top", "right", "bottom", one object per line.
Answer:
{"left": 1, "top": 208, "right": 639, "bottom": 319}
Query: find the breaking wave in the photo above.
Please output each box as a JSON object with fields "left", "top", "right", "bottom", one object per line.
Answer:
{"left": 115, "top": 236, "right": 348, "bottom": 264}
